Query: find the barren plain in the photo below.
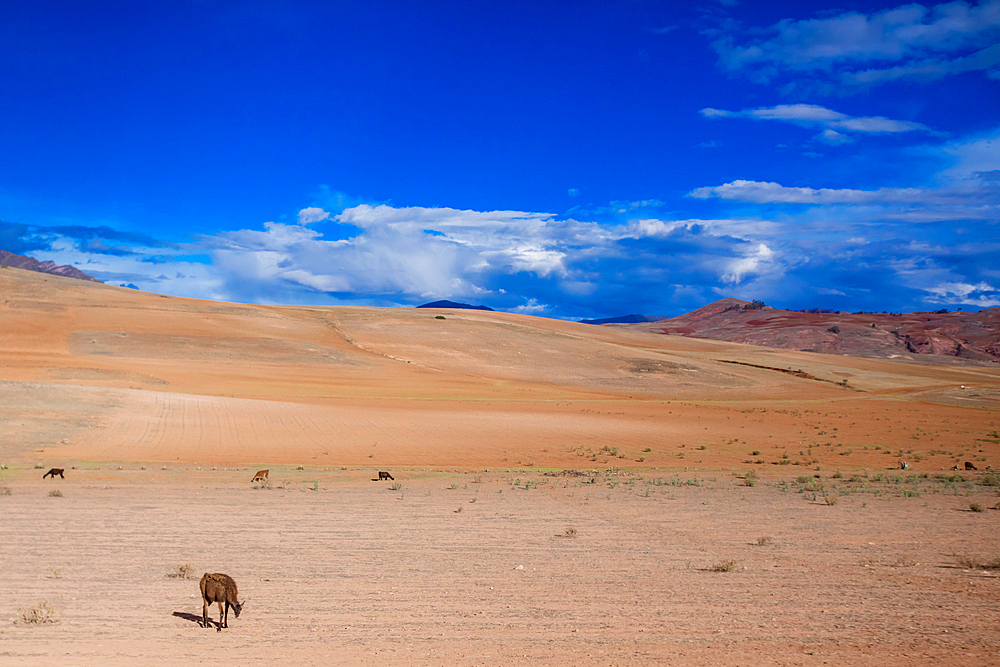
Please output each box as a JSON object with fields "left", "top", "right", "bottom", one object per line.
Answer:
{"left": 1, "top": 266, "right": 999, "bottom": 665}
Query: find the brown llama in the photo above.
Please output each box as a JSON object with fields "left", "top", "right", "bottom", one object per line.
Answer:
{"left": 42, "top": 468, "right": 64, "bottom": 479}
{"left": 251, "top": 470, "right": 269, "bottom": 483}
{"left": 965, "top": 461, "right": 978, "bottom": 471}
{"left": 200, "top": 573, "right": 243, "bottom": 631}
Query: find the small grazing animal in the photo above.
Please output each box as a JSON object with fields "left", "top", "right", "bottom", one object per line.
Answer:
{"left": 965, "top": 461, "right": 978, "bottom": 471}
{"left": 251, "top": 470, "right": 269, "bottom": 483}
{"left": 374, "top": 471, "right": 394, "bottom": 481}
{"left": 899, "top": 461, "right": 910, "bottom": 470}
{"left": 200, "top": 573, "right": 243, "bottom": 631}
{"left": 42, "top": 468, "right": 64, "bottom": 479}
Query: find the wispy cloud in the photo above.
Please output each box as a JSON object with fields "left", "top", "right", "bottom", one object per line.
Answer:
{"left": 701, "top": 103, "right": 934, "bottom": 143}
{"left": 712, "top": 0, "right": 1000, "bottom": 90}
{"left": 688, "top": 179, "right": 998, "bottom": 207}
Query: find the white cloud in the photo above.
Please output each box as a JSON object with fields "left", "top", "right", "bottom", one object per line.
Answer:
{"left": 713, "top": 0, "right": 1000, "bottom": 87}
{"left": 934, "top": 126, "right": 1000, "bottom": 185}
{"left": 700, "top": 104, "right": 933, "bottom": 141}
{"left": 297, "top": 207, "right": 331, "bottom": 224}
{"left": 687, "top": 178, "right": 1000, "bottom": 208}
{"left": 721, "top": 243, "right": 776, "bottom": 284}
{"left": 688, "top": 180, "right": 929, "bottom": 204}
{"left": 513, "top": 298, "right": 550, "bottom": 314}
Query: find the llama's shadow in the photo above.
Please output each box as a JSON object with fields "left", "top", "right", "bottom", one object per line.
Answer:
{"left": 173, "top": 611, "right": 206, "bottom": 626}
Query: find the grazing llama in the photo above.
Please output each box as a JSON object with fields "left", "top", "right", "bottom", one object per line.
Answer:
{"left": 42, "top": 468, "right": 64, "bottom": 479}
{"left": 251, "top": 470, "right": 269, "bottom": 483}
{"left": 200, "top": 573, "right": 243, "bottom": 631}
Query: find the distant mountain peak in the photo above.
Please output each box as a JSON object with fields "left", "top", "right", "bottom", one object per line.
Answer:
{"left": 0, "top": 249, "right": 102, "bottom": 283}
{"left": 417, "top": 300, "right": 494, "bottom": 311}
{"left": 579, "top": 314, "right": 662, "bottom": 325}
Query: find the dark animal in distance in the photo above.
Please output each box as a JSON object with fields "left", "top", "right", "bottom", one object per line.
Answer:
{"left": 200, "top": 572, "right": 243, "bottom": 631}
{"left": 43, "top": 468, "right": 64, "bottom": 479}
{"left": 965, "top": 461, "right": 978, "bottom": 471}
{"left": 373, "top": 471, "right": 394, "bottom": 481}
{"left": 251, "top": 470, "right": 269, "bottom": 483}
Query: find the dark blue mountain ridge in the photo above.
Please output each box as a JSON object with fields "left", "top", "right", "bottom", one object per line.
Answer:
{"left": 416, "top": 300, "right": 495, "bottom": 311}
{"left": 579, "top": 314, "right": 666, "bottom": 325}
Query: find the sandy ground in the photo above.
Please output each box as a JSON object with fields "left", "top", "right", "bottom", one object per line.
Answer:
{"left": 1, "top": 267, "right": 999, "bottom": 664}
{"left": 1, "top": 470, "right": 999, "bottom": 666}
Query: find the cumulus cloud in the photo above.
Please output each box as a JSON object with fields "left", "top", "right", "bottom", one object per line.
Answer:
{"left": 297, "top": 207, "right": 331, "bottom": 224}
{"left": 713, "top": 0, "right": 1000, "bottom": 89}
{"left": 7, "top": 139, "right": 997, "bottom": 317}
{"left": 722, "top": 243, "right": 777, "bottom": 284}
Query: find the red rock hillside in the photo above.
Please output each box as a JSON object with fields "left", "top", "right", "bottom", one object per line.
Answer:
{"left": 615, "top": 298, "right": 1000, "bottom": 363}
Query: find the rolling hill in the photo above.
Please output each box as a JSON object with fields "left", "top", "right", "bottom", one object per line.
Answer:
{"left": 1, "top": 266, "right": 997, "bottom": 470}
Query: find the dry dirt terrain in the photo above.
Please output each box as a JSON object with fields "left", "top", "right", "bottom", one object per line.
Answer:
{"left": 1, "top": 266, "right": 999, "bottom": 665}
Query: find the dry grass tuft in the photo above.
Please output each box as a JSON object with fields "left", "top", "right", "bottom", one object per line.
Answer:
{"left": 564, "top": 526, "right": 578, "bottom": 537}
{"left": 710, "top": 559, "right": 738, "bottom": 573}
{"left": 48, "top": 489, "right": 63, "bottom": 497}
{"left": 756, "top": 536, "right": 774, "bottom": 546}
{"left": 956, "top": 554, "right": 1000, "bottom": 570}
{"left": 166, "top": 563, "right": 196, "bottom": 580}
{"left": 16, "top": 600, "right": 58, "bottom": 625}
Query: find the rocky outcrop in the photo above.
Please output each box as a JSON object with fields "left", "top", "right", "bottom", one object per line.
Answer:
{"left": 0, "top": 250, "right": 102, "bottom": 283}
{"left": 611, "top": 298, "right": 1000, "bottom": 363}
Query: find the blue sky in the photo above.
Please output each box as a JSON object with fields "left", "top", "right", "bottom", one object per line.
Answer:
{"left": 1, "top": 0, "right": 998, "bottom": 319}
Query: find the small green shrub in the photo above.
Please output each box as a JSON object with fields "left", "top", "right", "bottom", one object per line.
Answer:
{"left": 979, "top": 473, "right": 999, "bottom": 487}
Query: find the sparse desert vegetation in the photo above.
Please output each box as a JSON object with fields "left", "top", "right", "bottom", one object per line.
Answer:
{"left": 16, "top": 600, "right": 58, "bottom": 625}
{"left": 166, "top": 563, "right": 197, "bottom": 580}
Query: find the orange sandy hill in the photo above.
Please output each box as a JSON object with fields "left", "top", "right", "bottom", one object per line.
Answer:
{"left": 614, "top": 298, "right": 1000, "bottom": 363}
{"left": 1, "top": 266, "right": 998, "bottom": 471}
